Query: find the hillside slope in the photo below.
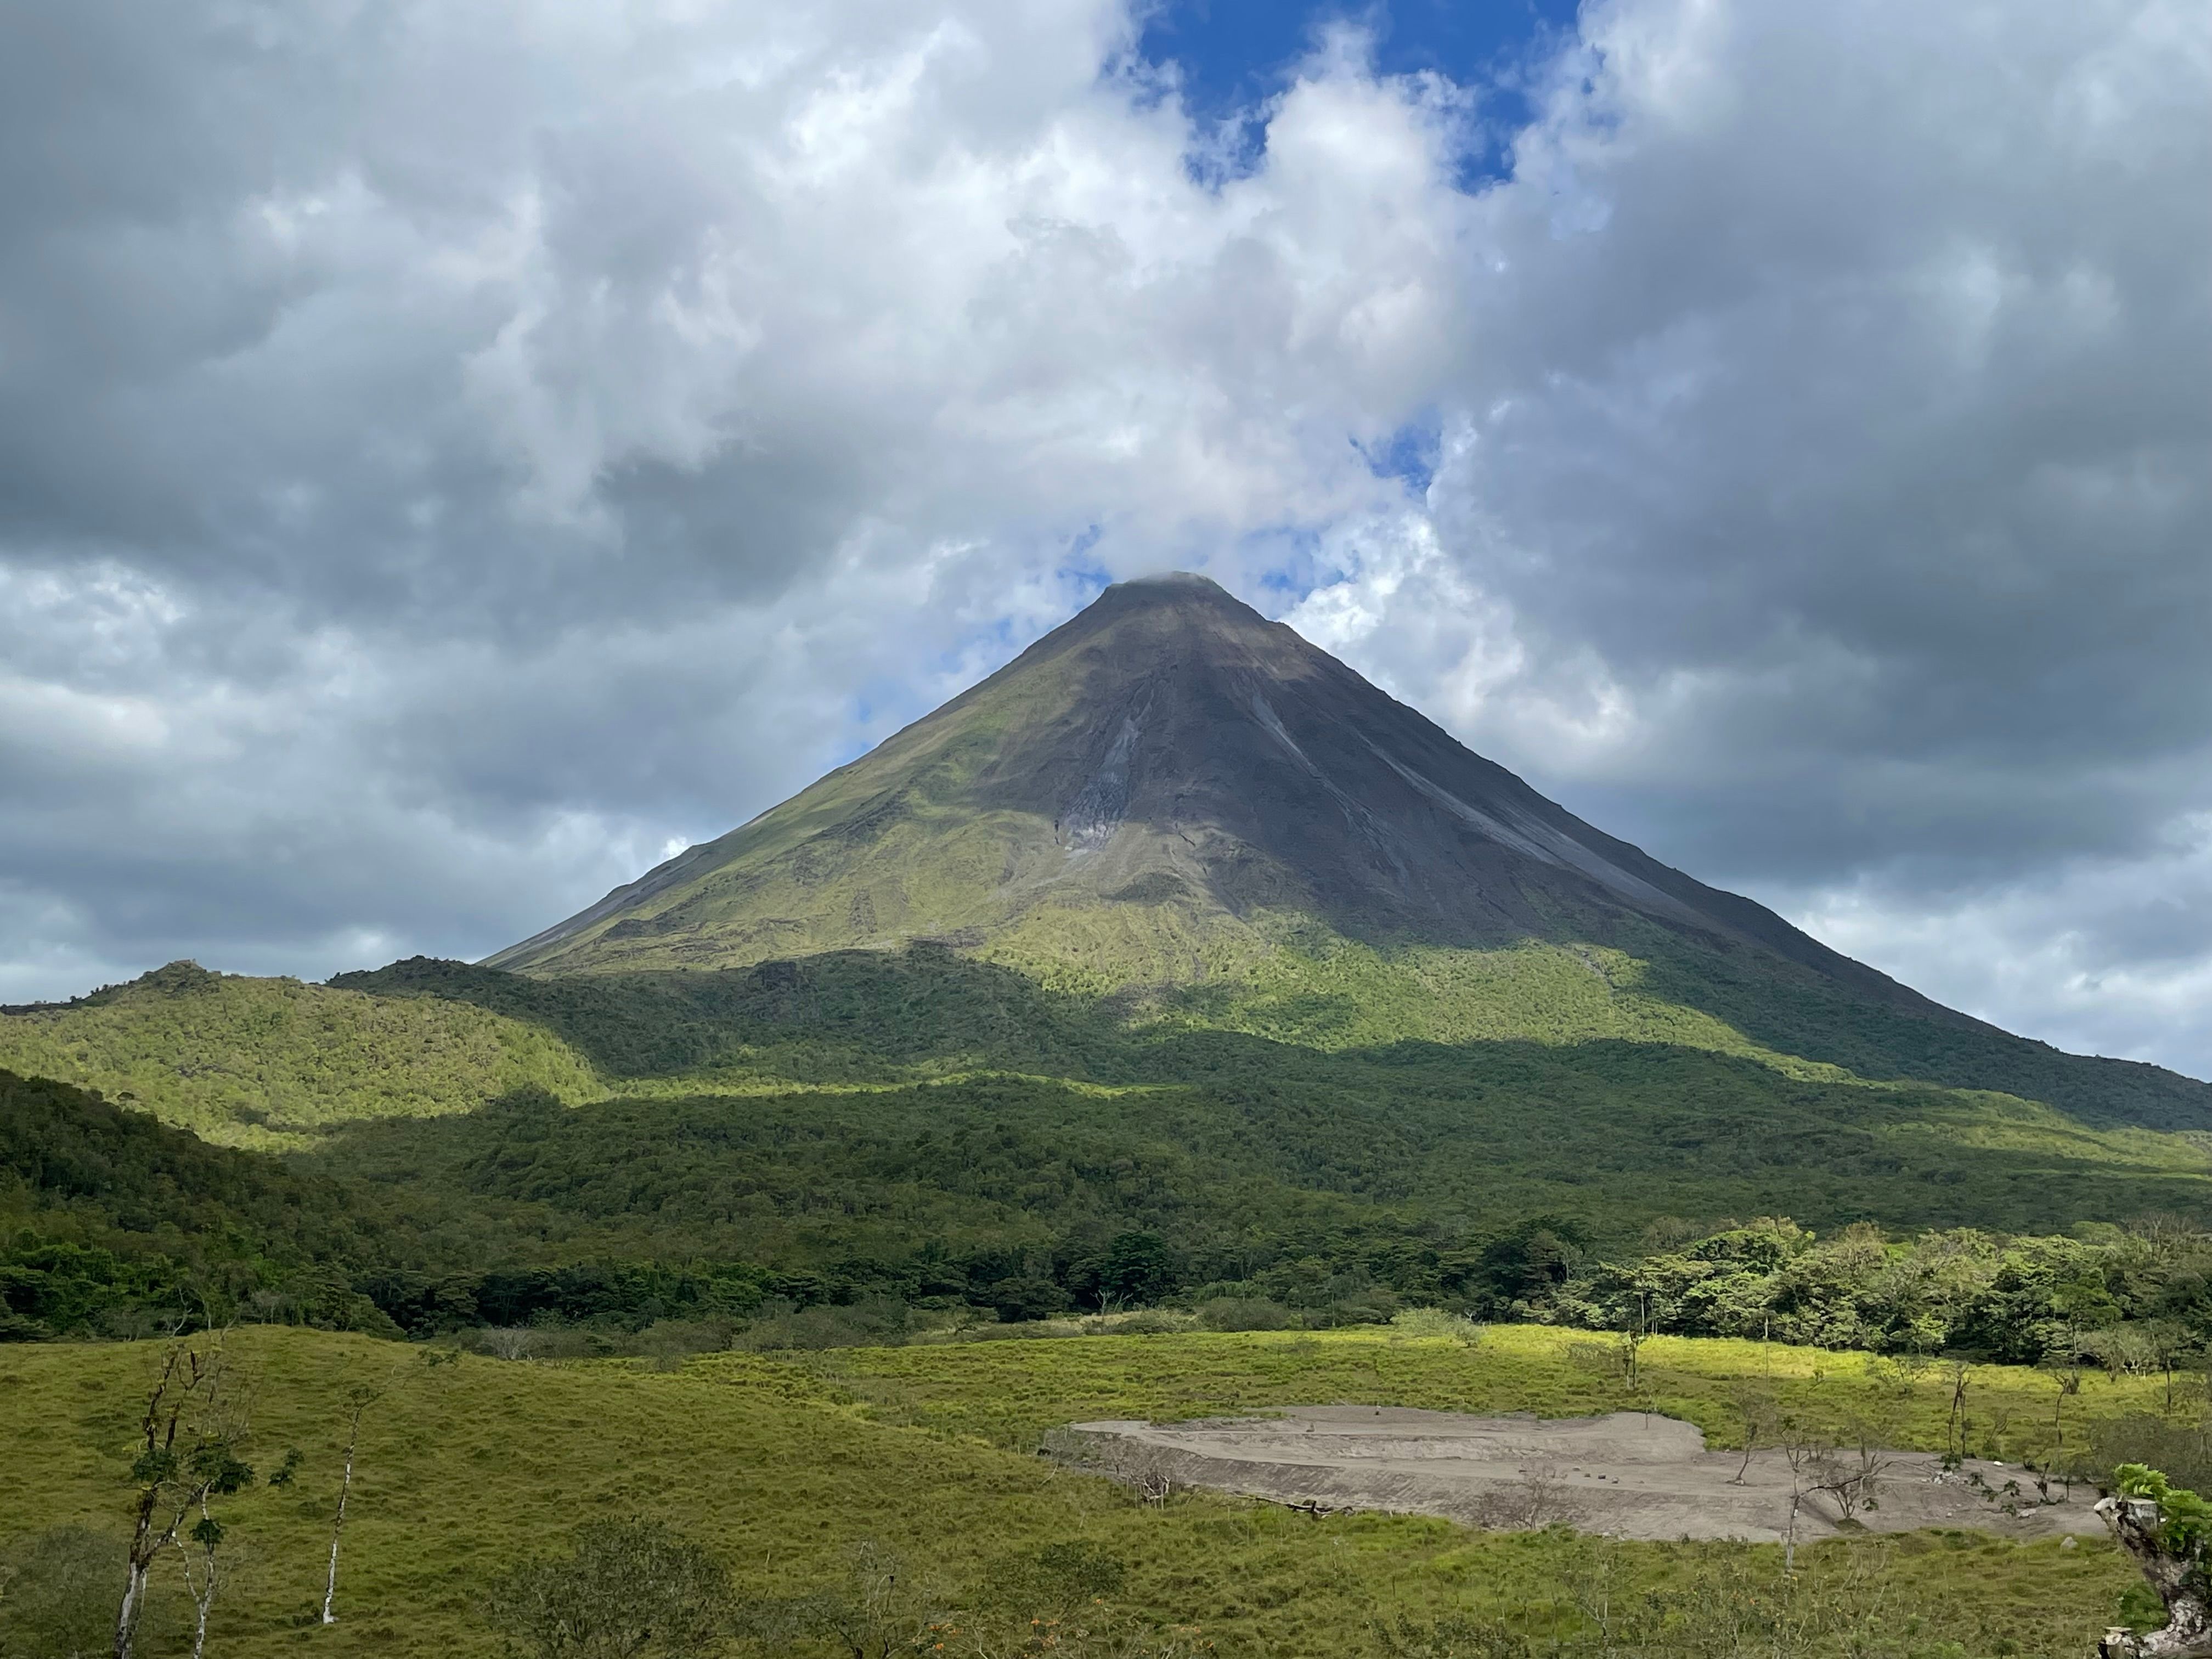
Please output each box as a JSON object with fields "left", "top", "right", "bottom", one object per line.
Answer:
{"left": 0, "top": 961, "right": 601, "bottom": 1146}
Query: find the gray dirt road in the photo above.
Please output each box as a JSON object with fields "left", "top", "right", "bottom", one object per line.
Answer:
{"left": 1063, "top": 1407, "right": 2103, "bottom": 1543}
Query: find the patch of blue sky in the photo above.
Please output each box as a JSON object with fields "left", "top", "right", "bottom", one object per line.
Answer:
{"left": 1355, "top": 416, "right": 1442, "bottom": 497}
{"left": 1055, "top": 526, "right": 1114, "bottom": 602}
{"left": 1132, "top": 0, "right": 1581, "bottom": 189}
{"left": 1233, "top": 524, "right": 1338, "bottom": 612}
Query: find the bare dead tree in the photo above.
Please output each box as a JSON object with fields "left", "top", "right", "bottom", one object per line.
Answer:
{"left": 1779, "top": 1420, "right": 1838, "bottom": 1573}
{"left": 2147, "top": 1325, "right": 2197, "bottom": 1417}
{"left": 479, "top": 1327, "right": 538, "bottom": 1362}
{"left": 1117, "top": 1443, "right": 1189, "bottom": 1508}
{"left": 1942, "top": 1360, "right": 1973, "bottom": 1469}
{"left": 1729, "top": 1382, "right": 1779, "bottom": 1486}
{"left": 1809, "top": 1421, "right": 1893, "bottom": 1523}
{"left": 1470, "top": 1455, "right": 1589, "bottom": 1531}
{"left": 2038, "top": 1367, "right": 2085, "bottom": 1504}
{"left": 115, "top": 1340, "right": 251, "bottom": 1659}
{"left": 1042, "top": 1430, "right": 1188, "bottom": 1506}
{"left": 1616, "top": 1289, "right": 1654, "bottom": 1393}
{"left": 1567, "top": 1541, "right": 1668, "bottom": 1655}
{"left": 321, "top": 1383, "right": 383, "bottom": 1625}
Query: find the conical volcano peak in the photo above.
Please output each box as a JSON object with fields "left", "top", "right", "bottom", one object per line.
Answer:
{"left": 1040, "top": 570, "right": 1305, "bottom": 682}
{"left": 1060, "top": 570, "right": 1273, "bottom": 644}
{"left": 490, "top": 577, "right": 1924, "bottom": 1014}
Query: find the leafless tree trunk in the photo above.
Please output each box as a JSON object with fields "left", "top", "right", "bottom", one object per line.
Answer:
{"left": 1043, "top": 1430, "right": 1188, "bottom": 1506}
{"left": 116, "top": 1558, "right": 153, "bottom": 1659}
{"left": 1780, "top": 1423, "right": 1836, "bottom": 1573}
{"left": 1617, "top": 1290, "right": 1652, "bottom": 1393}
{"left": 1730, "top": 1384, "right": 1776, "bottom": 1486}
{"left": 2040, "top": 1368, "right": 2084, "bottom": 1503}
{"left": 1471, "top": 1455, "right": 1589, "bottom": 1531}
{"left": 1121, "top": 1443, "right": 1188, "bottom": 1507}
{"left": 1812, "top": 1425, "right": 1892, "bottom": 1523}
{"left": 1943, "top": 1361, "right": 1972, "bottom": 1468}
{"left": 322, "top": 1389, "right": 377, "bottom": 1625}
{"left": 117, "top": 1346, "right": 191, "bottom": 1659}
{"left": 481, "top": 1327, "right": 536, "bottom": 1361}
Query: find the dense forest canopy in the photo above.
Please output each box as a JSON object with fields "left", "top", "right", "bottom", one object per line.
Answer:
{"left": 9, "top": 1062, "right": 2212, "bottom": 1374}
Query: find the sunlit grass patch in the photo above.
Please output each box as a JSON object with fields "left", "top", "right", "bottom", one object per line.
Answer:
{"left": 0, "top": 1325, "right": 2146, "bottom": 1656}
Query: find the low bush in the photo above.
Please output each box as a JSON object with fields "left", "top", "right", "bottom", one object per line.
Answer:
{"left": 1197, "top": 1296, "right": 1294, "bottom": 1332}
{"left": 1389, "top": 1307, "right": 1486, "bottom": 1345}
{"left": 482, "top": 1517, "right": 735, "bottom": 1658}
{"left": 733, "top": 1295, "right": 913, "bottom": 1351}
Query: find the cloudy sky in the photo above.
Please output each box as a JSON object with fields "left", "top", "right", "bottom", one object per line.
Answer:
{"left": 3, "top": 0, "right": 2207, "bottom": 1076}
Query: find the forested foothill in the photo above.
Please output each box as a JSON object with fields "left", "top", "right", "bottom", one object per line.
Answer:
{"left": 10, "top": 1056, "right": 2212, "bottom": 1390}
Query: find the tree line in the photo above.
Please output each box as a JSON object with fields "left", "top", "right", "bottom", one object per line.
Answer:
{"left": 15, "top": 1065, "right": 2212, "bottom": 1376}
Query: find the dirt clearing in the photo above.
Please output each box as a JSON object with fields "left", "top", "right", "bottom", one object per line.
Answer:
{"left": 1059, "top": 1406, "right": 2103, "bottom": 1543}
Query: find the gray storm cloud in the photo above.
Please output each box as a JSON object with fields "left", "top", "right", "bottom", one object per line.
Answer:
{"left": 1, "top": 0, "right": 2207, "bottom": 1074}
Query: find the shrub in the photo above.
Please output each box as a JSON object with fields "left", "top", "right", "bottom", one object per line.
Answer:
{"left": 633, "top": 1318, "right": 738, "bottom": 1368}
{"left": 2115, "top": 1464, "right": 2212, "bottom": 1555}
{"left": 1390, "top": 1307, "right": 1486, "bottom": 1345}
{"left": 1005, "top": 1541, "right": 1127, "bottom": 1614}
{"left": 481, "top": 1517, "right": 736, "bottom": 1659}
{"left": 1091, "top": 1310, "right": 1190, "bottom": 1336}
{"left": 1196, "top": 1296, "right": 1292, "bottom": 1332}
{"left": 734, "top": 1295, "right": 911, "bottom": 1351}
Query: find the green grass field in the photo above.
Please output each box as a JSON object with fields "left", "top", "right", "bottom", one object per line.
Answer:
{"left": 0, "top": 1324, "right": 2154, "bottom": 1657}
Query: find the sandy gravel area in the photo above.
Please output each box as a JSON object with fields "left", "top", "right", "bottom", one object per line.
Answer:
{"left": 1061, "top": 1407, "right": 2103, "bottom": 1544}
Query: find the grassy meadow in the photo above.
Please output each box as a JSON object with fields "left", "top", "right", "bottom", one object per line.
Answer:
{"left": 0, "top": 1323, "right": 2157, "bottom": 1657}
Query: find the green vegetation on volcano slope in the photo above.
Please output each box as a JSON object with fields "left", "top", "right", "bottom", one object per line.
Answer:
{"left": 0, "top": 961, "right": 600, "bottom": 1147}
{"left": 16, "top": 921, "right": 2205, "bottom": 1166}
{"left": 338, "top": 939, "right": 2212, "bottom": 1130}
{"left": 0, "top": 1325, "right": 2151, "bottom": 1657}
{"left": 313, "top": 946, "right": 2212, "bottom": 1262}
{"left": 15, "top": 941, "right": 2212, "bottom": 1359}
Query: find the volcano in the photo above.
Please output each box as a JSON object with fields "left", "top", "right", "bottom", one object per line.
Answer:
{"left": 482, "top": 573, "right": 2208, "bottom": 1132}
{"left": 495, "top": 574, "right": 1908, "bottom": 1000}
